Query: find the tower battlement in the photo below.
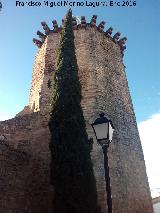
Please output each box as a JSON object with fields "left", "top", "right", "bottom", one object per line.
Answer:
{"left": 33, "top": 15, "right": 127, "bottom": 54}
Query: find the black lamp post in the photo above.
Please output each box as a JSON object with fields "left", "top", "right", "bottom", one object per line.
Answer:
{"left": 91, "top": 113, "right": 114, "bottom": 213}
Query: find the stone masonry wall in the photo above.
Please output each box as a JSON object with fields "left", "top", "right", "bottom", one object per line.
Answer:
{"left": 28, "top": 25, "right": 153, "bottom": 213}
{"left": 0, "top": 143, "right": 29, "bottom": 212}
{"left": 29, "top": 40, "right": 48, "bottom": 112}
{"left": 0, "top": 113, "right": 53, "bottom": 213}
{"left": 74, "top": 28, "right": 153, "bottom": 213}
{"left": 0, "top": 21, "right": 154, "bottom": 213}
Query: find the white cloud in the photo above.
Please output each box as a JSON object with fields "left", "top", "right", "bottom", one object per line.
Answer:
{"left": 138, "top": 113, "right": 160, "bottom": 198}
{"left": 76, "top": 16, "right": 81, "bottom": 24}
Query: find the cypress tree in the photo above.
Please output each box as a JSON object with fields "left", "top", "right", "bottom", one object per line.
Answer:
{"left": 49, "top": 9, "right": 100, "bottom": 213}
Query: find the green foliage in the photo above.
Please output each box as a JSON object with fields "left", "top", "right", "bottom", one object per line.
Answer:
{"left": 49, "top": 9, "right": 100, "bottom": 213}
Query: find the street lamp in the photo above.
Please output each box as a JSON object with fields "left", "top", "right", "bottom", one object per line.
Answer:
{"left": 91, "top": 113, "right": 114, "bottom": 213}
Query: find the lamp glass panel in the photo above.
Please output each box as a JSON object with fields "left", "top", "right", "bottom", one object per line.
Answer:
{"left": 93, "top": 123, "right": 108, "bottom": 140}
{"left": 109, "top": 122, "right": 114, "bottom": 141}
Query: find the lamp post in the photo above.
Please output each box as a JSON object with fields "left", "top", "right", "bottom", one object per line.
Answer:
{"left": 91, "top": 113, "right": 114, "bottom": 213}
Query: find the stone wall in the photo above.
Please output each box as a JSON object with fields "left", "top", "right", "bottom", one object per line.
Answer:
{"left": 74, "top": 28, "right": 153, "bottom": 213}
{"left": 0, "top": 18, "right": 154, "bottom": 213}
{"left": 29, "top": 39, "right": 48, "bottom": 112}
{"left": 0, "top": 113, "right": 53, "bottom": 213}
{"left": 0, "top": 143, "right": 29, "bottom": 212}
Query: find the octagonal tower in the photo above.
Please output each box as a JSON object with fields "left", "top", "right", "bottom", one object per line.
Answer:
{"left": 29, "top": 15, "right": 153, "bottom": 213}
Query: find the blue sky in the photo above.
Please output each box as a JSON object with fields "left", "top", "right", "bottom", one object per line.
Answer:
{"left": 0, "top": 0, "right": 160, "bottom": 197}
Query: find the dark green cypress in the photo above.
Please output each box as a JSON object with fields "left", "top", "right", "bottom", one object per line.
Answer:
{"left": 49, "top": 9, "right": 100, "bottom": 213}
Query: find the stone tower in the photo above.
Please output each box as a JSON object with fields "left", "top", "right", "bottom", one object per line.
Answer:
{"left": 0, "top": 15, "right": 153, "bottom": 213}
{"left": 30, "top": 15, "right": 153, "bottom": 213}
